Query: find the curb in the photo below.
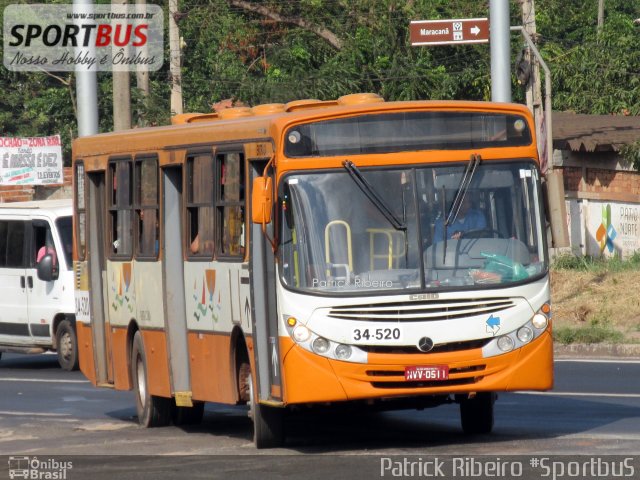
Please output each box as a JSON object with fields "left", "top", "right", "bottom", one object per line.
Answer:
{"left": 554, "top": 343, "right": 640, "bottom": 359}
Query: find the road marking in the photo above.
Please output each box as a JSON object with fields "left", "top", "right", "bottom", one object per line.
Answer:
{"left": 518, "top": 391, "right": 640, "bottom": 398}
{"left": 0, "top": 377, "right": 89, "bottom": 383}
{"left": 0, "top": 411, "right": 71, "bottom": 417}
{"left": 555, "top": 358, "right": 640, "bottom": 364}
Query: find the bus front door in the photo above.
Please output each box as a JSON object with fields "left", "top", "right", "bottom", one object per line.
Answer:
{"left": 87, "top": 172, "right": 114, "bottom": 385}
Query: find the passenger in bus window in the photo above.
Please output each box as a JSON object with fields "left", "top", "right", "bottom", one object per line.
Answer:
{"left": 189, "top": 233, "right": 215, "bottom": 255}
{"left": 433, "top": 196, "right": 486, "bottom": 242}
{"left": 190, "top": 233, "right": 200, "bottom": 254}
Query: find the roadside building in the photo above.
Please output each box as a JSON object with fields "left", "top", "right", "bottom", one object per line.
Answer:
{"left": 553, "top": 112, "right": 640, "bottom": 258}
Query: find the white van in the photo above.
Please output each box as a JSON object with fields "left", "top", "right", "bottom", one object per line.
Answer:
{"left": 0, "top": 199, "right": 77, "bottom": 370}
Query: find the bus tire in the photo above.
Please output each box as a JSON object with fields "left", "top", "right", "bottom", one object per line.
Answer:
{"left": 460, "top": 392, "right": 496, "bottom": 434}
{"left": 131, "top": 331, "right": 171, "bottom": 427}
{"left": 172, "top": 401, "right": 205, "bottom": 426}
{"left": 240, "top": 362, "right": 284, "bottom": 449}
{"left": 56, "top": 319, "right": 79, "bottom": 371}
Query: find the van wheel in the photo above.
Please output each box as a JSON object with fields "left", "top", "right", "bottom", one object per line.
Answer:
{"left": 239, "top": 362, "right": 284, "bottom": 449}
{"left": 131, "top": 331, "right": 171, "bottom": 427}
{"left": 460, "top": 392, "right": 496, "bottom": 434}
{"left": 172, "top": 401, "right": 205, "bottom": 425}
{"left": 56, "top": 319, "right": 78, "bottom": 371}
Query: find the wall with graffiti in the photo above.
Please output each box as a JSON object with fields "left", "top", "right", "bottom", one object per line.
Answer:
{"left": 566, "top": 199, "right": 640, "bottom": 258}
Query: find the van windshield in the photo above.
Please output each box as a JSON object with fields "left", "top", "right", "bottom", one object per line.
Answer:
{"left": 56, "top": 216, "right": 72, "bottom": 269}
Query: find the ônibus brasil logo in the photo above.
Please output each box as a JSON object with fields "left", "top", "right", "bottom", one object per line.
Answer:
{"left": 8, "top": 456, "right": 73, "bottom": 480}
{"left": 3, "top": 4, "right": 163, "bottom": 72}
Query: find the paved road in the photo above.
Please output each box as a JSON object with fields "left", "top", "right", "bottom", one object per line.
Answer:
{"left": 0, "top": 353, "right": 639, "bottom": 477}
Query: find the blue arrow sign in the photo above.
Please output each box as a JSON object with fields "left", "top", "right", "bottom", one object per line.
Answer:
{"left": 486, "top": 314, "right": 501, "bottom": 335}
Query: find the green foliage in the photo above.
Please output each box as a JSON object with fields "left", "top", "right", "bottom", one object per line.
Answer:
{"left": 537, "top": 0, "right": 640, "bottom": 115}
{"left": 1, "top": 0, "right": 640, "bottom": 159}
{"left": 620, "top": 140, "right": 640, "bottom": 171}
{"left": 552, "top": 252, "right": 640, "bottom": 273}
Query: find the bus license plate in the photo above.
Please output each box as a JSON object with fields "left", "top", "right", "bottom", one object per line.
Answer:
{"left": 404, "top": 365, "right": 449, "bottom": 382}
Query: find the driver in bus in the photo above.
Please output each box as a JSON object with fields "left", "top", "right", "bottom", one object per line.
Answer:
{"left": 433, "top": 195, "right": 486, "bottom": 242}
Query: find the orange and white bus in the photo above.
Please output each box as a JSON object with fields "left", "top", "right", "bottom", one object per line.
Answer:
{"left": 72, "top": 93, "right": 553, "bottom": 448}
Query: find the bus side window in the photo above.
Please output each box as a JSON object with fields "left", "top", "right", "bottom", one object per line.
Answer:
{"left": 217, "top": 152, "right": 245, "bottom": 257}
{"left": 187, "top": 153, "right": 215, "bottom": 257}
{"left": 108, "top": 159, "right": 133, "bottom": 257}
{"left": 135, "top": 157, "right": 159, "bottom": 258}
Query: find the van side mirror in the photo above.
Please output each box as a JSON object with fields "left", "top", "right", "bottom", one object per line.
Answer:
{"left": 252, "top": 177, "right": 273, "bottom": 224}
{"left": 37, "top": 254, "right": 59, "bottom": 282}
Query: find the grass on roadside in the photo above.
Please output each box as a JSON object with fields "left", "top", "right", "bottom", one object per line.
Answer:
{"left": 551, "top": 252, "right": 640, "bottom": 345}
{"left": 553, "top": 325, "right": 625, "bottom": 344}
{"left": 552, "top": 251, "right": 640, "bottom": 273}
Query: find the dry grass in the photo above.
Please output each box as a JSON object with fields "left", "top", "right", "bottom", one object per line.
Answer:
{"left": 551, "top": 269, "right": 640, "bottom": 343}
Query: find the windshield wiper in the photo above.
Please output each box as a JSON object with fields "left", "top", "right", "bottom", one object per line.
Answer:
{"left": 343, "top": 160, "right": 406, "bottom": 230}
{"left": 442, "top": 153, "right": 481, "bottom": 263}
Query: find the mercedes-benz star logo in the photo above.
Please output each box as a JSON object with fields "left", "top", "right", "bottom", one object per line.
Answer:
{"left": 417, "top": 336, "right": 434, "bottom": 352}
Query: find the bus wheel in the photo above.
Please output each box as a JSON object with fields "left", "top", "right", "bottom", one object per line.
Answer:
{"left": 172, "top": 401, "right": 205, "bottom": 426}
{"left": 56, "top": 319, "right": 79, "bottom": 371}
{"left": 239, "top": 362, "right": 284, "bottom": 449}
{"left": 131, "top": 331, "right": 171, "bottom": 427}
{"left": 459, "top": 392, "right": 496, "bottom": 434}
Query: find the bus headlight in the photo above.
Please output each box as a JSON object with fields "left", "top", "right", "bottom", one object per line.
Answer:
{"left": 517, "top": 326, "right": 534, "bottom": 343}
{"left": 335, "top": 344, "right": 352, "bottom": 360}
{"left": 497, "top": 335, "right": 515, "bottom": 352}
{"left": 312, "top": 337, "right": 330, "bottom": 354}
{"left": 532, "top": 313, "right": 548, "bottom": 330}
{"left": 292, "top": 325, "right": 311, "bottom": 343}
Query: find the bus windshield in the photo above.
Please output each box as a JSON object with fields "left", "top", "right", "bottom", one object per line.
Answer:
{"left": 280, "top": 160, "right": 547, "bottom": 294}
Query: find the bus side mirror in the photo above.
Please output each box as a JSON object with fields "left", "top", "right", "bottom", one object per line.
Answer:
{"left": 252, "top": 177, "right": 273, "bottom": 224}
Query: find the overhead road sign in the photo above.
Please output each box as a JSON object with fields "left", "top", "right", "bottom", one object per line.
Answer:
{"left": 410, "top": 18, "right": 489, "bottom": 46}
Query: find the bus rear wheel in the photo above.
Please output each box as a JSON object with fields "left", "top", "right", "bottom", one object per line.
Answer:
{"left": 131, "top": 331, "right": 171, "bottom": 427}
{"left": 459, "top": 392, "right": 496, "bottom": 434}
{"left": 239, "top": 362, "right": 284, "bottom": 449}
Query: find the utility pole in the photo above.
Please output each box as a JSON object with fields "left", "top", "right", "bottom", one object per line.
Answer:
{"left": 74, "top": 0, "right": 98, "bottom": 137}
{"left": 489, "top": 0, "right": 512, "bottom": 102}
{"left": 520, "top": 0, "right": 544, "bottom": 163}
{"left": 169, "top": 0, "right": 183, "bottom": 115}
{"left": 113, "top": 0, "right": 131, "bottom": 131}
{"left": 135, "top": 0, "right": 150, "bottom": 126}
{"left": 597, "top": 0, "right": 605, "bottom": 33}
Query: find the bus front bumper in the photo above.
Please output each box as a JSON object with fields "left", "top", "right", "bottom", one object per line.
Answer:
{"left": 280, "top": 329, "right": 553, "bottom": 404}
